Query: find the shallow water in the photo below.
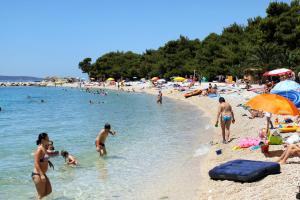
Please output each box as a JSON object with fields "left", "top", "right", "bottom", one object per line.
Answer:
{"left": 0, "top": 87, "right": 211, "bottom": 199}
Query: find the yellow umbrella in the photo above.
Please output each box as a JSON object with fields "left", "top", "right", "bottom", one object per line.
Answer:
{"left": 107, "top": 78, "right": 115, "bottom": 81}
{"left": 173, "top": 77, "right": 186, "bottom": 82}
{"left": 246, "top": 94, "right": 299, "bottom": 116}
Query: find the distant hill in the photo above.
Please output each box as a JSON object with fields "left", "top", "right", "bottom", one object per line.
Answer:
{"left": 0, "top": 75, "right": 43, "bottom": 82}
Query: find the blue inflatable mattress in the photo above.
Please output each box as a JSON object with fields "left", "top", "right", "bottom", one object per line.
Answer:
{"left": 209, "top": 159, "right": 280, "bottom": 182}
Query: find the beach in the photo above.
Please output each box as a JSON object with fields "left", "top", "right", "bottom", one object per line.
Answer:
{"left": 2, "top": 1, "right": 300, "bottom": 199}
{"left": 1, "top": 82, "right": 299, "bottom": 199}
{"left": 79, "top": 81, "right": 300, "bottom": 200}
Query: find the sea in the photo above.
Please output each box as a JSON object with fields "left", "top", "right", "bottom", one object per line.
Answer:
{"left": 0, "top": 87, "right": 212, "bottom": 200}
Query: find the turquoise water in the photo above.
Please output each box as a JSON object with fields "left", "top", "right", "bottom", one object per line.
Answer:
{"left": 0, "top": 87, "right": 209, "bottom": 200}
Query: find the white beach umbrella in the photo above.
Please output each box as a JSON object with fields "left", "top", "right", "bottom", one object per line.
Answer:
{"left": 263, "top": 68, "right": 292, "bottom": 76}
{"left": 157, "top": 79, "right": 166, "bottom": 83}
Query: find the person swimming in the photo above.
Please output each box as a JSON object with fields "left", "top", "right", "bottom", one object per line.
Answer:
{"left": 95, "top": 123, "right": 116, "bottom": 157}
{"left": 32, "top": 133, "right": 54, "bottom": 199}
{"left": 61, "top": 150, "right": 78, "bottom": 165}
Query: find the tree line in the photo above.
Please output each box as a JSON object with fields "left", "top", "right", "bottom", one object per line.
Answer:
{"left": 79, "top": 0, "right": 300, "bottom": 81}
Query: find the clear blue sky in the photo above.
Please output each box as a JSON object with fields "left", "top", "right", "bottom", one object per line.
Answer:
{"left": 0, "top": 0, "right": 292, "bottom": 77}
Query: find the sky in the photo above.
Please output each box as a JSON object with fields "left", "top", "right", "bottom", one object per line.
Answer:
{"left": 0, "top": 0, "right": 293, "bottom": 78}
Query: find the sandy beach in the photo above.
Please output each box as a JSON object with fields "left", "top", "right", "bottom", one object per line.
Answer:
{"left": 73, "top": 81, "right": 300, "bottom": 200}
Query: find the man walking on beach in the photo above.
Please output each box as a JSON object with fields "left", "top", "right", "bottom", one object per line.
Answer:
{"left": 95, "top": 123, "right": 116, "bottom": 156}
{"left": 215, "top": 97, "right": 235, "bottom": 144}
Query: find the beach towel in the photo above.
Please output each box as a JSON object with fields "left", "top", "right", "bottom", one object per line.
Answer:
{"left": 285, "top": 134, "right": 300, "bottom": 144}
{"left": 208, "top": 93, "right": 218, "bottom": 98}
{"left": 238, "top": 138, "right": 260, "bottom": 148}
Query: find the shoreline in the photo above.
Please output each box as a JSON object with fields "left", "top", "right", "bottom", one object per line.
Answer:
{"left": 1, "top": 83, "right": 299, "bottom": 199}
{"left": 82, "top": 84, "right": 215, "bottom": 199}
{"left": 78, "top": 83, "right": 299, "bottom": 199}
{"left": 73, "top": 83, "right": 221, "bottom": 199}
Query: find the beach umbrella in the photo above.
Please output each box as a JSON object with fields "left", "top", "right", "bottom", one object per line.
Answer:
{"left": 263, "top": 68, "right": 292, "bottom": 76}
{"left": 107, "top": 78, "right": 115, "bottom": 81}
{"left": 271, "top": 80, "right": 300, "bottom": 93}
{"left": 151, "top": 77, "right": 159, "bottom": 81}
{"left": 246, "top": 94, "right": 299, "bottom": 116}
{"left": 173, "top": 77, "right": 186, "bottom": 82}
{"left": 157, "top": 79, "right": 166, "bottom": 83}
{"left": 271, "top": 90, "right": 300, "bottom": 108}
{"left": 271, "top": 80, "right": 300, "bottom": 107}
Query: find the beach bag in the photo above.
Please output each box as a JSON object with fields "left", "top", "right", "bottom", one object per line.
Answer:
{"left": 268, "top": 132, "right": 282, "bottom": 145}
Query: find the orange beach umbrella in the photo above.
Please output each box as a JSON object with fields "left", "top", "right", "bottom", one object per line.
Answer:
{"left": 246, "top": 94, "right": 299, "bottom": 116}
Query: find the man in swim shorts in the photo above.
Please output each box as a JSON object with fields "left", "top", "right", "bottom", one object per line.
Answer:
{"left": 157, "top": 91, "right": 162, "bottom": 104}
{"left": 95, "top": 123, "right": 116, "bottom": 157}
{"left": 215, "top": 97, "right": 235, "bottom": 144}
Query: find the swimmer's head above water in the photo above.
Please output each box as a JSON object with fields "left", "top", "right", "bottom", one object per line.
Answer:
{"left": 61, "top": 150, "right": 69, "bottom": 158}
{"left": 104, "top": 123, "right": 111, "bottom": 130}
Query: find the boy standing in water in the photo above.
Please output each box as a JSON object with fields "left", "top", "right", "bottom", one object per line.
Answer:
{"left": 157, "top": 91, "right": 162, "bottom": 104}
{"left": 95, "top": 123, "right": 116, "bottom": 156}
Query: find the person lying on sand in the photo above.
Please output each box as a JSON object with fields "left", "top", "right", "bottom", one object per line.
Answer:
{"left": 209, "top": 88, "right": 217, "bottom": 94}
{"left": 61, "top": 150, "right": 78, "bottom": 165}
{"left": 95, "top": 123, "right": 116, "bottom": 157}
{"left": 202, "top": 89, "right": 208, "bottom": 96}
{"left": 247, "top": 109, "right": 264, "bottom": 119}
{"left": 277, "top": 143, "right": 300, "bottom": 164}
{"left": 295, "top": 115, "right": 300, "bottom": 124}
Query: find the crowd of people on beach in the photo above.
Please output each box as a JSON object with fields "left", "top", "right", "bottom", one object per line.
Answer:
{"left": 214, "top": 97, "right": 300, "bottom": 165}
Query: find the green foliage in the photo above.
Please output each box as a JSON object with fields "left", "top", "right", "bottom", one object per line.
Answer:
{"left": 78, "top": 0, "right": 300, "bottom": 81}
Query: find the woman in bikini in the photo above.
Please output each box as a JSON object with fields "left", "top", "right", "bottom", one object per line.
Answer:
{"left": 32, "top": 132, "right": 54, "bottom": 199}
{"left": 215, "top": 97, "right": 235, "bottom": 143}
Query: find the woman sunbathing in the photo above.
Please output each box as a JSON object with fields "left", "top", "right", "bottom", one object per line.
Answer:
{"left": 248, "top": 109, "right": 264, "bottom": 119}
{"left": 202, "top": 89, "right": 208, "bottom": 96}
{"left": 277, "top": 143, "right": 300, "bottom": 164}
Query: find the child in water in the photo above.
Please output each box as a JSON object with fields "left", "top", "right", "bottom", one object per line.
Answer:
{"left": 157, "top": 91, "right": 162, "bottom": 104}
{"left": 95, "top": 123, "right": 116, "bottom": 156}
{"left": 61, "top": 150, "right": 78, "bottom": 165}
